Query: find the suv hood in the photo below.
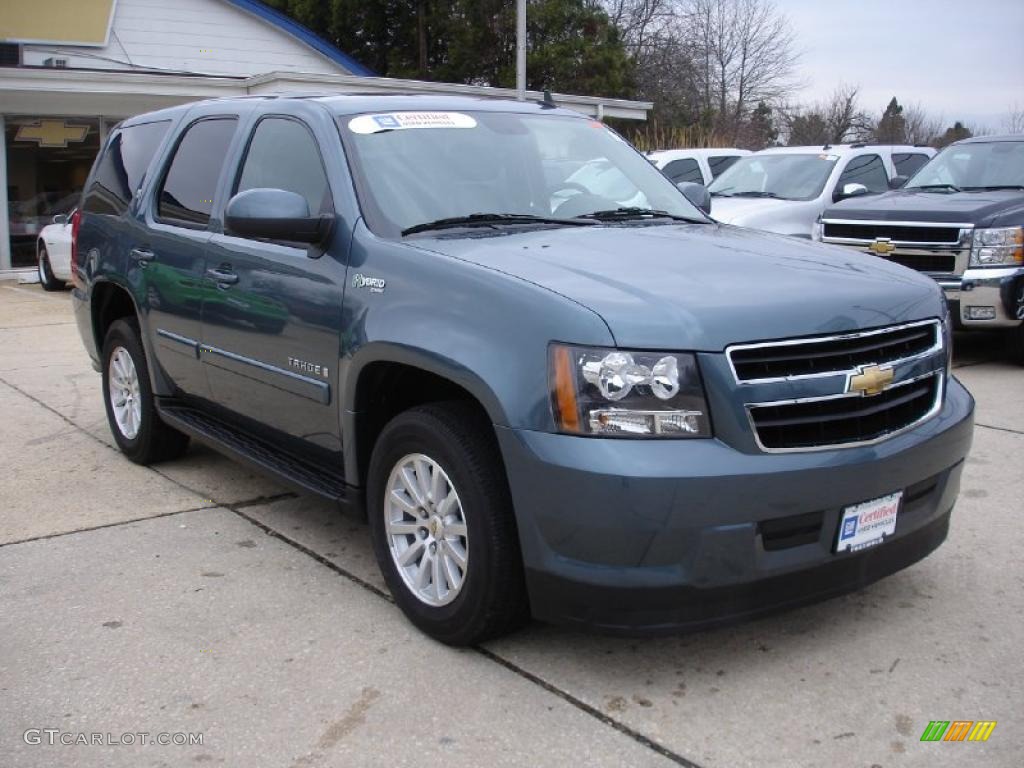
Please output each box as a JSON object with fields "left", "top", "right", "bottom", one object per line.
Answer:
{"left": 824, "top": 188, "right": 1024, "bottom": 228}
{"left": 412, "top": 224, "right": 944, "bottom": 350}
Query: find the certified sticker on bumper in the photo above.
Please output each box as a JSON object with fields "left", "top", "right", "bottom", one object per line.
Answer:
{"left": 836, "top": 491, "right": 902, "bottom": 553}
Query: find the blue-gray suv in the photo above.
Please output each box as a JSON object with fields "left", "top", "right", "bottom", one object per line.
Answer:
{"left": 71, "top": 95, "right": 974, "bottom": 645}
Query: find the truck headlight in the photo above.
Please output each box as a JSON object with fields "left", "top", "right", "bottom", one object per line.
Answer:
{"left": 970, "top": 226, "right": 1023, "bottom": 267}
{"left": 549, "top": 344, "right": 712, "bottom": 437}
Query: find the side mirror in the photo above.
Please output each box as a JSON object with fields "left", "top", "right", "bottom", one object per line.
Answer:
{"left": 225, "top": 188, "right": 332, "bottom": 244}
{"left": 889, "top": 175, "right": 909, "bottom": 190}
{"left": 52, "top": 213, "right": 68, "bottom": 225}
{"left": 676, "top": 181, "right": 712, "bottom": 215}
{"left": 834, "top": 182, "right": 869, "bottom": 202}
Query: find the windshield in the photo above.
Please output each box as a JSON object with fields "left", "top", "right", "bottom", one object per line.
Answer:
{"left": 339, "top": 110, "right": 705, "bottom": 237}
{"left": 906, "top": 141, "right": 1024, "bottom": 190}
{"left": 707, "top": 153, "right": 839, "bottom": 201}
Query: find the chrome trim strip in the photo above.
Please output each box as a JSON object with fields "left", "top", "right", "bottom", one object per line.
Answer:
{"left": 156, "top": 328, "right": 200, "bottom": 358}
{"left": 200, "top": 344, "right": 331, "bottom": 405}
{"left": 725, "top": 319, "right": 943, "bottom": 385}
{"left": 745, "top": 372, "right": 944, "bottom": 454}
{"left": 819, "top": 218, "right": 975, "bottom": 229}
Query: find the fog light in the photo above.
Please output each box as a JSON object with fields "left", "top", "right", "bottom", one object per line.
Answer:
{"left": 965, "top": 306, "right": 997, "bottom": 320}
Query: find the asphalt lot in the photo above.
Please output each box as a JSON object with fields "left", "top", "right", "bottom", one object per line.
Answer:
{"left": 0, "top": 281, "right": 1020, "bottom": 767}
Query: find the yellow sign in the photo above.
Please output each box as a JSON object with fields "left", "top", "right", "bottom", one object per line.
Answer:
{"left": 848, "top": 364, "right": 894, "bottom": 397}
{"left": 868, "top": 239, "right": 896, "bottom": 255}
{"left": 15, "top": 120, "right": 90, "bottom": 148}
{"left": 0, "top": 0, "right": 115, "bottom": 47}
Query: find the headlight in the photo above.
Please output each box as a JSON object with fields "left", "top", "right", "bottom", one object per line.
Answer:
{"left": 549, "top": 344, "right": 712, "bottom": 438}
{"left": 970, "top": 226, "right": 1023, "bottom": 267}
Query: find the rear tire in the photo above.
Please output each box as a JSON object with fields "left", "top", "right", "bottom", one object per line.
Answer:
{"left": 101, "top": 318, "right": 190, "bottom": 464}
{"left": 368, "top": 402, "right": 528, "bottom": 645}
{"left": 38, "top": 245, "right": 65, "bottom": 291}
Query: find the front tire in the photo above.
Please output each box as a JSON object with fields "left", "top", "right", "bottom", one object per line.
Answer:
{"left": 101, "top": 318, "right": 190, "bottom": 464}
{"left": 368, "top": 402, "right": 528, "bottom": 645}
{"left": 38, "top": 244, "right": 65, "bottom": 291}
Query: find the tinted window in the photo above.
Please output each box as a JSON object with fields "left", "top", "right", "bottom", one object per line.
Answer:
{"left": 662, "top": 158, "right": 704, "bottom": 184}
{"left": 837, "top": 154, "right": 888, "bottom": 193}
{"left": 708, "top": 155, "right": 740, "bottom": 178}
{"left": 892, "top": 152, "right": 930, "bottom": 178}
{"left": 83, "top": 120, "right": 170, "bottom": 215}
{"left": 236, "top": 118, "right": 330, "bottom": 214}
{"left": 157, "top": 118, "right": 237, "bottom": 227}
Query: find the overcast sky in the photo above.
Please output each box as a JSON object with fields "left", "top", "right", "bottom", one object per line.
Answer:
{"left": 780, "top": 0, "right": 1024, "bottom": 131}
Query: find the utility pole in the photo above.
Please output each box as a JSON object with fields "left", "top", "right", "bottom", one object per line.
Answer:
{"left": 516, "top": 0, "right": 526, "bottom": 100}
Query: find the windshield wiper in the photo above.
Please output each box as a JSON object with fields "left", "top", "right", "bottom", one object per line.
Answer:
{"left": 911, "top": 183, "right": 962, "bottom": 193}
{"left": 961, "top": 185, "right": 1024, "bottom": 192}
{"left": 401, "top": 213, "right": 591, "bottom": 236}
{"left": 729, "top": 191, "right": 781, "bottom": 198}
{"left": 575, "top": 207, "right": 705, "bottom": 224}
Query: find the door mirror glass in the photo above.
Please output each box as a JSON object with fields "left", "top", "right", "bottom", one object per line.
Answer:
{"left": 225, "top": 188, "right": 330, "bottom": 244}
{"left": 676, "top": 181, "right": 712, "bottom": 215}
{"left": 835, "top": 182, "right": 869, "bottom": 202}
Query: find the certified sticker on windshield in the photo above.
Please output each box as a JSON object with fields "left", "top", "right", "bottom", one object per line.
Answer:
{"left": 348, "top": 112, "right": 478, "bottom": 134}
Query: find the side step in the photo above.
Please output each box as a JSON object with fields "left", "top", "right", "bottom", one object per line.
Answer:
{"left": 158, "top": 402, "right": 361, "bottom": 508}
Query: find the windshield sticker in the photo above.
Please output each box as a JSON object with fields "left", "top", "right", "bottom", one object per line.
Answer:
{"left": 819, "top": 154, "right": 840, "bottom": 161}
{"left": 348, "top": 112, "right": 478, "bottom": 134}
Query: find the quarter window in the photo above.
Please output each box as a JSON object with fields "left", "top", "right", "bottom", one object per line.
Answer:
{"left": 157, "top": 118, "right": 238, "bottom": 227}
{"left": 837, "top": 154, "right": 888, "bottom": 194}
{"left": 707, "top": 155, "right": 740, "bottom": 179}
{"left": 662, "top": 158, "right": 704, "bottom": 185}
{"left": 236, "top": 118, "right": 330, "bottom": 214}
{"left": 83, "top": 120, "right": 170, "bottom": 216}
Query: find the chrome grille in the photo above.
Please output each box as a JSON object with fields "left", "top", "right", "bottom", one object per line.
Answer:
{"left": 822, "top": 222, "right": 960, "bottom": 243}
{"left": 820, "top": 218, "right": 973, "bottom": 277}
{"left": 728, "top": 320, "right": 942, "bottom": 383}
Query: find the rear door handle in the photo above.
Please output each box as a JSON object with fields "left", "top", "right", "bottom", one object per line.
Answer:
{"left": 205, "top": 267, "right": 239, "bottom": 286}
{"left": 130, "top": 248, "right": 154, "bottom": 264}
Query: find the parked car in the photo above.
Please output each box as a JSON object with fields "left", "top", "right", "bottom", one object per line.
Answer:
{"left": 647, "top": 148, "right": 750, "bottom": 185}
{"left": 707, "top": 144, "right": 936, "bottom": 237}
{"left": 36, "top": 209, "right": 77, "bottom": 290}
{"left": 72, "top": 95, "right": 972, "bottom": 645}
{"left": 819, "top": 134, "right": 1024, "bottom": 362}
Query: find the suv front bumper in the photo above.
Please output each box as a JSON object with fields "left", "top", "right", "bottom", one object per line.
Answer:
{"left": 938, "top": 266, "right": 1024, "bottom": 328}
{"left": 496, "top": 377, "right": 974, "bottom": 634}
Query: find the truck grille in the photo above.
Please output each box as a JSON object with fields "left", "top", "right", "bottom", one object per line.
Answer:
{"left": 875, "top": 253, "right": 957, "bottom": 273}
{"left": 729, "top": 320, "right": 941, "bottom": 382}
{"left": 822, "top": 222, "right": 960, "bottom": 244}
{"left": 749, "top": 374, "right": 941, "bottom": 451}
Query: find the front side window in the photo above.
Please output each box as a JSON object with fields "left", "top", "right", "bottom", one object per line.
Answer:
{"left": 83, "top": 120, "right": 170, "bottom": 216}
{"left": 339, "top": 111, "right": 705, "bottom": 237}
{"left": 906, "top": 141, "right": 1024, "bottom": 190}
{"left": 708, "top": 153, "right": 839, "bottom": 201}
{"left": 236, "top": 117, "right": 330, "bottom": 214}
{"left": 662, "top": 158, "right": 704, "bottom": 184}
{"left": 837, "top": 154, "right": 888, "bottom": 194}
{"left": 157, "top": 118, "right": 237, "bottom": 227}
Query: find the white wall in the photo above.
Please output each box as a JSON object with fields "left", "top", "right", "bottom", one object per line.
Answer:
{"left": 20, "top": 0, "right": 349, "bottom": 77}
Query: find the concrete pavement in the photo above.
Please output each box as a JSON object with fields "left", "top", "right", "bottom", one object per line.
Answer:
{"left": 0, "top": 281, "right": 1021, "bottom": 767}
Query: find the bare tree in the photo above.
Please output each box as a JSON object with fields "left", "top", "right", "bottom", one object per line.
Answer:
{"left": 779, "top": 84, "right": 872, "bottom": 146}
{"left": 602, "top": 0, "right": 677, "bottom": 59}
{"left": 1003, "top": 103, "right": 1024, "bottom": 134}
{"left": 902, "top": 104, "right": 943, "bottom": 146}
{"left": 683, "top": 0, "right": 801, "bottom": 142}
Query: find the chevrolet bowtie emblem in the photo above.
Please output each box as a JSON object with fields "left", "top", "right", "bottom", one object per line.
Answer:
{"left": 848, "top": 364, "right": 894, "bottom": 396}
{"left": 868, "top": 238, "right": 896, "bottom": 255}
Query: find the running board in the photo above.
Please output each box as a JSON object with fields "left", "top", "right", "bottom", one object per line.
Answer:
{"left": 157, "top": 402, "right": 360, "bottom": 508}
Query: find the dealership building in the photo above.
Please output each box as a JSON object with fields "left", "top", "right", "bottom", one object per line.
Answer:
{"left": 0, "top": 0, "right": 651, "bottom": 275}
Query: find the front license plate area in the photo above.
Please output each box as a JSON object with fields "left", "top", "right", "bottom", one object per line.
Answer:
{"left": 835, "top": 491, "right": 903, "bottom": 553}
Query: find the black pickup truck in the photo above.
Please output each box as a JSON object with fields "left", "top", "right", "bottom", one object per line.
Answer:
{"left": 820, "top": 135, "right": 1024, "bottom": 362}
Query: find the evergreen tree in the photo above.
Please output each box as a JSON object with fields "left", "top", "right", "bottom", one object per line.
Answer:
{"left": 874, "top": 97, "right": 907, "bottom": 144}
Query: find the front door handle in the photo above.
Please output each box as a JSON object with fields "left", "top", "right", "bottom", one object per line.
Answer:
{"left": 130, "top": 247, "right": 154, "bottom": 264}
{"left": 205, "top": 267, "right": 239, "bottom": 286}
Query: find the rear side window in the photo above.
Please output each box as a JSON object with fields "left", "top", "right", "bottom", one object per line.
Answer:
{"left": 893, "top": 152, "right": 930, "bottom": 178}
{"left": 82, "top": 120, "right": 170, "bottom": 216}
{"left": 236, "top": 117, "right": 330, "bottom": 214}
{"left": 662, "top": 158, "right": 704, "bottom": 184}
{"left": 837, "top": 154, "right": 888, "bottom": 193}
{"left": 157, "top": 118, "right": 238, "bottom": 228}
{"left": 708, "top": 155, "right": 740, "bottom": 179}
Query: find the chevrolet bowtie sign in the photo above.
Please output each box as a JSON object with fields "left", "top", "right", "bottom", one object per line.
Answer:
{"left": 15, "top": 120, "right": 90, "bottom": 148}
{"left": 868, "top": 238, "right": 896, "bottom": 255}
{"left": 848, "top": 364, "right": 895, "bottom": 397}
